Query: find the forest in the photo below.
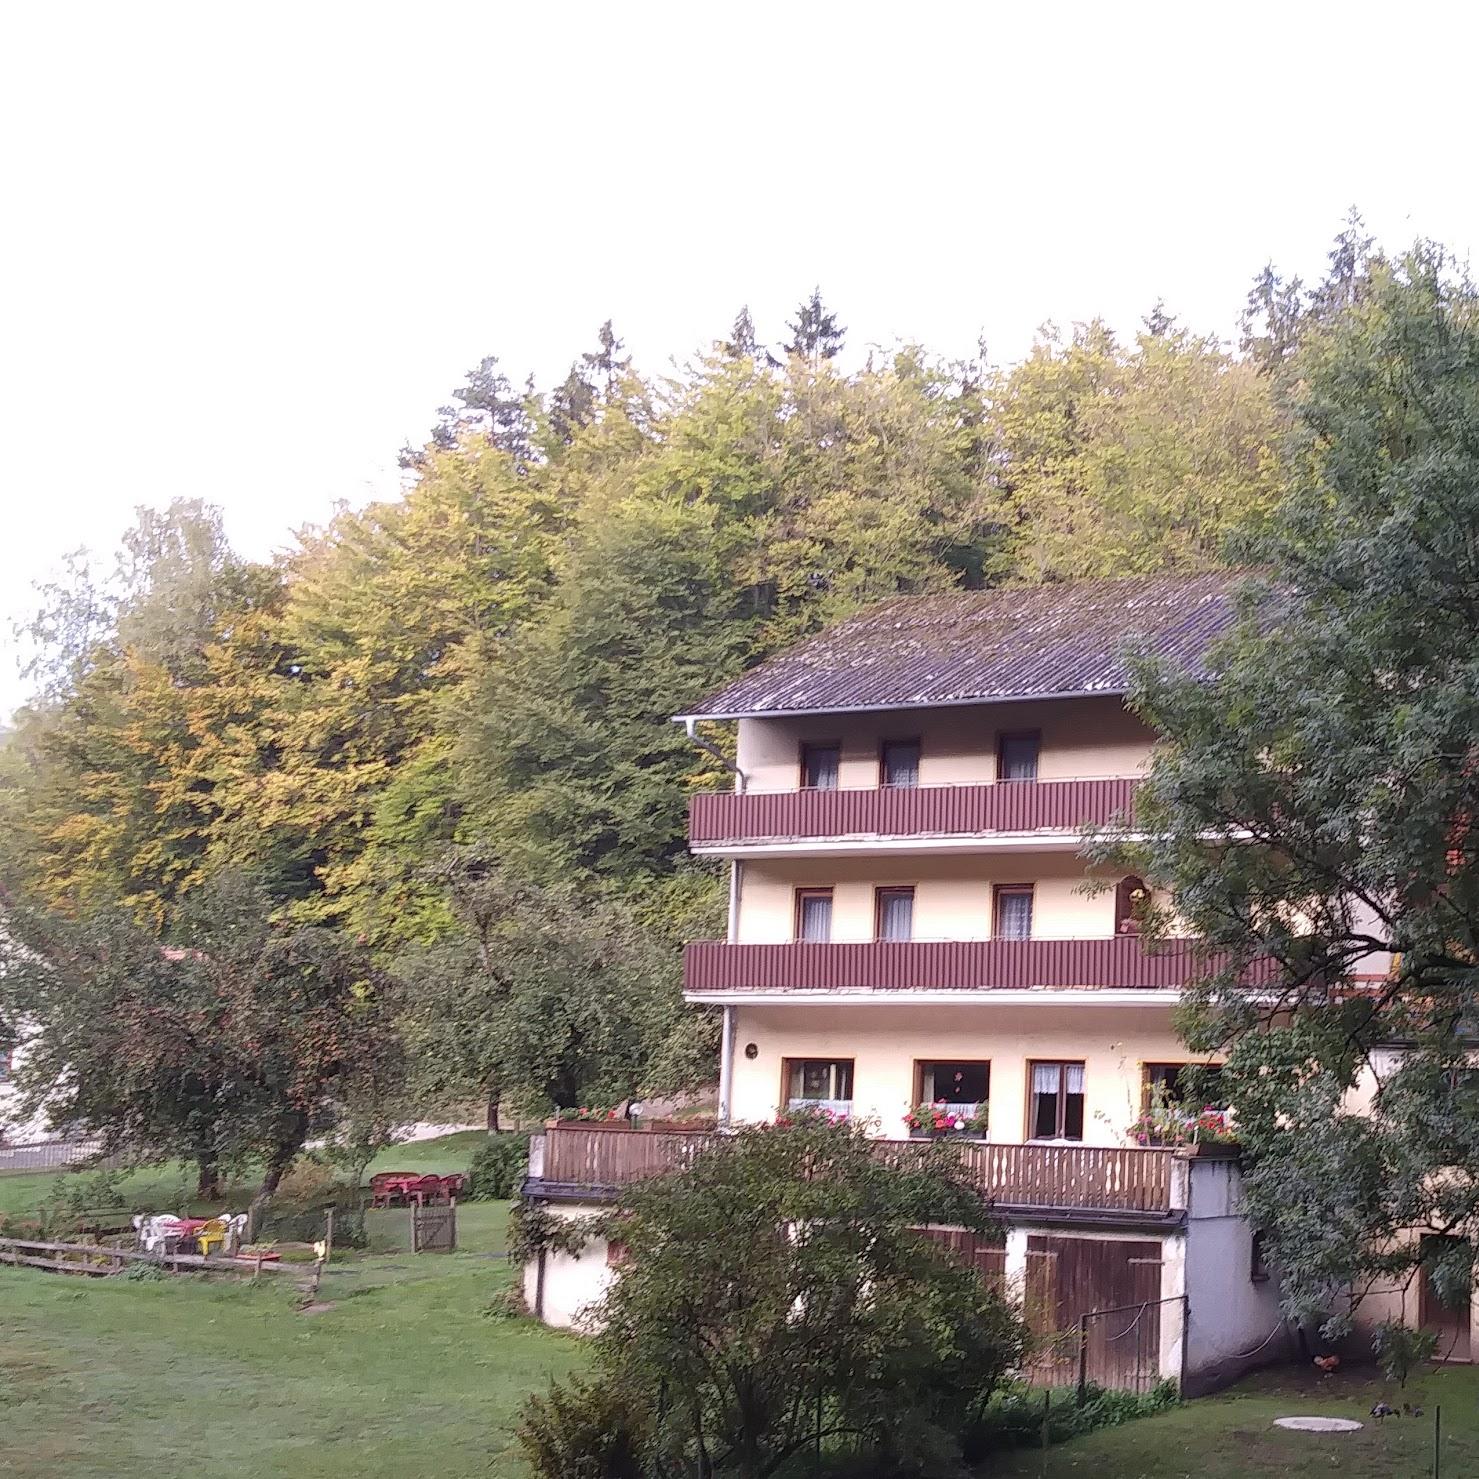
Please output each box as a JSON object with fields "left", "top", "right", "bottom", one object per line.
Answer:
{"left": 0, "top": 221, "right": 1381, "bottom": 1152}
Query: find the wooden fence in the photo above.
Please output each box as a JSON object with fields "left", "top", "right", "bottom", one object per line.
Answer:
{"left": 538, "top": 1126, "right": 1175, "bottom": 1213}
{"left": 0, "top": 1234, "right": 299, "bottom": 1280}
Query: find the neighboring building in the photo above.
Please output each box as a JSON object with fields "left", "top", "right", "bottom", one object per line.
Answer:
{"left": 517, "top": 572, "right": 1414, "bottom": 1390}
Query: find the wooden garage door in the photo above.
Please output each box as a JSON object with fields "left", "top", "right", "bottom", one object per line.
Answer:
{"left": 1026, "top": 1235, "right": 1163, "bottom": 1390}
{"left": 918, "top": 1227, "right": 1008, "bottom": 1295}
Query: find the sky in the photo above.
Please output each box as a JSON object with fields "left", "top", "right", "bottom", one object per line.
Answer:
{"left": 3, "top": 0, "right": 1478, "bottom": 719}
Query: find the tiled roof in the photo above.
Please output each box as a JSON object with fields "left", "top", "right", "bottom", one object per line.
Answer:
{"left": 678, "top": 571, "right": 1252, "bottom": 719}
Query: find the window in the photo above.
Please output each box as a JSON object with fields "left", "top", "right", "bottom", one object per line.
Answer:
{"left": 1250, "top": 1231, "right": 1269, "bottom": 1283}
{"left": 997, "top": 731, "right": 1040, "bottom": 781}
{"left": 801, "top": 742, "right": 841, "bottom": 790}
{"left": 1142, "top": 1062, "right": 1224, "bottom": 1114}
{"left": 794, "top": 888, "right": 834, "bottom": 943}
{"left": 1115, "top": 875, "right": 1149, "bottom": 935}
{"left": 875, "top": 886, "right": 915, "bottom": 941}
{"left": 1029, "top": 1061, "right": 1085, "bottom": 1141}
{"left": 786, "top": 1058, "right": 854, "bottom": 1109}
{"left": 992, "top": 884, "right": 1034, "bottom": 940}
{"left": 880, "top": 739, "right": 921, "bottom": 789}
{"left": 918, "top": 1060, "right": 990, "bottom": 1109}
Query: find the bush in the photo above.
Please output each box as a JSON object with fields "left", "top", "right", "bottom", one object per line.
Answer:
{"left": 1373, "top": 1319, "right": 1438, "bottom": 1387}
{"left": 273, "top": 1158, "right": 344, "bottom": 1210}
{"left": 466, "top": 1133, "right": 530, "bottom": 1200}
{"left": 517, "top": 1375, "right": 651, "bottom": 1479}
{"left": 963, "top": 1379, "right": 1178, "bottom": 1459}
{"left": 49, "top": 1167, "right": 127, "bottom": 1215}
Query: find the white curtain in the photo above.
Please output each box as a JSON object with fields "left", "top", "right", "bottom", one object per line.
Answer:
{"left": 1065, "top": 1063, "right": 1085, "bottom": 1095}
{"left": 1032, "top": 1063, "right": 1060, "bottom": 1095}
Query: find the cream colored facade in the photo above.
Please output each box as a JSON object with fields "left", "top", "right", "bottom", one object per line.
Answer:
{"left": 703, "top": 696, "right": 1194, "bottom": 1144}
{"left": 729, "top": 999, "right": 1208, "bottom": 1146}
{"left": 734, "top": 853, "right": 1136, "bottom": 945}
{"left": 734, "top": 696, "right": 1156, "bottom": 794}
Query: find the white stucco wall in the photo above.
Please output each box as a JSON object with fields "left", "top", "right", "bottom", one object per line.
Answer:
{"left": 1180, "top": 1159, "right": 1286, "bottom": 1389}
{"left": 521, "top": 1202, "right": 617, "bottom": 1332}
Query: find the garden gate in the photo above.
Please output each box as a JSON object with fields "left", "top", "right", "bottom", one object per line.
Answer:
{"left": 412, "top": 1202, "right": 457, "bottom": 1253}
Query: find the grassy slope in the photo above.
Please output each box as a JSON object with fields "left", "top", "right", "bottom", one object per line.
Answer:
{"left": 992, "top": 1365, "right": 1479, "bottom": 1478}
{"left": 0, "top": 1253, "right": 584, "bottom": 1478}
{"left": 0, "top": 1129, "right": 499, "bottom": 1221}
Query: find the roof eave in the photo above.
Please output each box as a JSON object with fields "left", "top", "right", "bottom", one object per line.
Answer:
{"left": 671, "top": 684, "right": 1131, "bottom": 725}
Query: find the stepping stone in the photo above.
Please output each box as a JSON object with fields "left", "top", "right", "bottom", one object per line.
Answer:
{"left": 1274, "top": 1417, "right": 1363, "bottom": 1432}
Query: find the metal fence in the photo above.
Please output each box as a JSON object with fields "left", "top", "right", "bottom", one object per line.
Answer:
{"left": 0, "top": 1137, "right": 113, "bottom": 1176}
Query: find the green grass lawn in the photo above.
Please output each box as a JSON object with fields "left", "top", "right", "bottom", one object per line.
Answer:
{"left": 0, "top": 1244, "right": 584, "bottom": 1478}
{"left": 993, "top": 1364, "right": 1479, "bottom": 1478}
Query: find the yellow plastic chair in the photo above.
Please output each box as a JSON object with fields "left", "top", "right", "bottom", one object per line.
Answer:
{"left": 196, "top": 1217, "right": 230, "bottom": 1257}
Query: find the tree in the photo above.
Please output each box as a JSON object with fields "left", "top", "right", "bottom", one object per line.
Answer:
{"left": 0, "top": 875, "right": 402, "bottom": 1213}
{"left": 722, "top": 304, "right": 759, "bottom": 359}
{"left": 519, "top": 1117, "right": 1024, "bottom": 1478}
{"left": 987, "top": 320, "right": 1285, "bottom": 580}
{"left": 395, "top": 850, "right": 714, "bottom": 1125}
{"left": 1098, "top": 244, "right": 1479, "bottom": 1340}
{"left": 400, "top": 352, "right": 536, "bottom": 469}
{"left": 785, "top": 286, "right": 845, "bottom": 363}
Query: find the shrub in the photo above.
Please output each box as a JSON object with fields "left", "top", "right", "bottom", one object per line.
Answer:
{"left": 50, "top": 1167, "right": 127, "bottom": 1215}
{"left": 962, "top": 1379, "right": 1179, "bottom": 1459}
{"left": 1372, "top": 1319, "right": 1438, "bottom": 1387}
{"left": 466, "top": 1133, "right": 530, "bottom": 1200}
{"left": 517, "top": 1375, "right": 651, "bottom": 1479}
{"left": 273, "top": 1158, "right": 344, "bottom": 1210}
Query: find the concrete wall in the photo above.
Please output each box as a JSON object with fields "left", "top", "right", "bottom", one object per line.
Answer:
{"left": 729, "top": 999, "right": 1211, "bottom": 1144}
{"left": 734, "top": 697, "right": 1155, "bottom": 794}
{"left": 734, "top": 852, "right": 1152, "bottom": 944}
{"left": 521, "top": 1203, "right": 617, "bottom": 1332}
{"left": 1180, "top": 1157, "right": 1287, "bottom": 1392}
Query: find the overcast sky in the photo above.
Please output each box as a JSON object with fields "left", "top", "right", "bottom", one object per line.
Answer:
{"left": 3, "top": 1, "right": 1477, "bottom": 718}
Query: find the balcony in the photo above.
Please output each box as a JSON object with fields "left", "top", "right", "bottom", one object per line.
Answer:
{"left": 688, "top": 777, "right": 1139, "bottom": 853}
{"left": 683, "top": 935, "right": 1271, "bottom": 995}
{"left": 533, "top": 1124, "right": 1178, "bottom": 1214}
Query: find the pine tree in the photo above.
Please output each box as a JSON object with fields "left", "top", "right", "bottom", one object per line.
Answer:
{"left": 785, "top": 287, "right": 845, "bottom": 363}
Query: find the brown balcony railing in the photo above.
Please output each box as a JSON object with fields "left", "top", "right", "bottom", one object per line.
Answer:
{"left": 689, "top": 777, "right": 1139, "bottom": 848}
{"left": 683, "top": 935, "right": 1269, "bottom": 993}
{"left": 539, "top": 1124, "right": 1176, "bottom": 1213}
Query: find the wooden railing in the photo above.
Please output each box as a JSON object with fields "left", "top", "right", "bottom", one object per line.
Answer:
{"left": 689, "top": 777, "right": 1139, "bottom": 847}
{"left": 682, "top": 935, "right": 1271, "bottom": 993}
{"left": 537, "top": 1125, "right": 1176, "bottom": 1213}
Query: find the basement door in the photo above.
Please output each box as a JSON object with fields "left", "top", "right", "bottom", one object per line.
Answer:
{"left": 1419, "top": 1234, "right": 1472, "bottom": 1363}
{"left": 1026, "top": 1235, "right": 1163, "bottom": 1391}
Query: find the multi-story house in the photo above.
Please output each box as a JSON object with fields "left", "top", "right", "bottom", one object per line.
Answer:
{"left": 680, "top": 571, "right": 1241, "bottom": 1150}
{"left": 519, "top": 572, "right": 1415, "bottom": 1390}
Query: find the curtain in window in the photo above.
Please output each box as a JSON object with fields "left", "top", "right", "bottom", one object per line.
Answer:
{"left": 1032, "top": 1062, "right": 1060, "bottom": 1095}
{"left": 878, "top": 889, "right": 913, "bottom": 941}
{"left": 997, "top": 889, "right": 1033, "bottom": 940}
{"left": 882, "top": 742, "right": 919, "bottom": 788}
{"left": 803, "top": 746, "right": 840, "bottom": 789}
{"left": 998, "top": 734, "right": 1039, "bottom": 780}
{"left": 1065, "top": 1063, "right": 1085, "bottom": 1095}
{"left": 798, "top": 893, "right": 833, "bottom": 942}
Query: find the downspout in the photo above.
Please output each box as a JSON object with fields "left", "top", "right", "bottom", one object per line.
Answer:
{"left": 718, "top": 1003, "right": 737, "bottom": 1128}
{"left": 683, "top": 717, "right": 746, "bottom": 793}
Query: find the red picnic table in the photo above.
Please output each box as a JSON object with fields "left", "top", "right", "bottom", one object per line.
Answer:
{"left": 369, "top": 1172, "right": 464, "bottom": 1208}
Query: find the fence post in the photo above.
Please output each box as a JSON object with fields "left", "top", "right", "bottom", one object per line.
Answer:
{"left": 1076, "top": 1313, "right": 1089, "bottom": 1404}
{"left": 324, "top": 1206, "right": 335, "bottom": 1261}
